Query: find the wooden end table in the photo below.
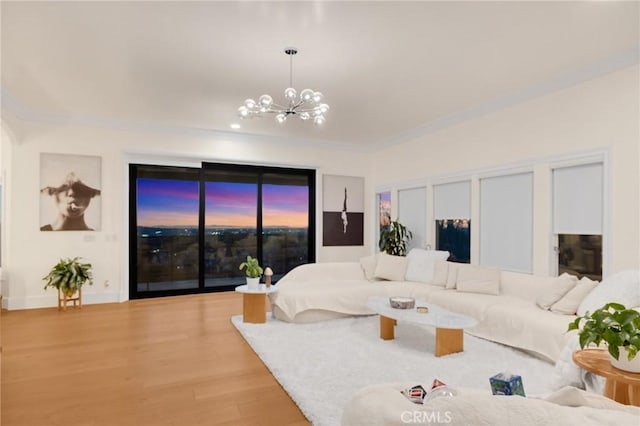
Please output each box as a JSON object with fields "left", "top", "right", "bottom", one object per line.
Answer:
{"left": 573, "top": 349, "right": 640, "bottom": 406}
{"left": 235, "top": 284, "right": 278, "bottom": 324}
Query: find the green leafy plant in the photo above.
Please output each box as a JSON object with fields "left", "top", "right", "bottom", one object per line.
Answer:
{"left": 239, "top": 255, "right": 263, "bottom": 278}
{"left": 43, "top": 257, "right": 93, "bottom": 297}
{"left": 378, "top": 220, "right": 413, "bottom": 256}
{"left": 568, "top": 302, "right": 640, "bottom": 361}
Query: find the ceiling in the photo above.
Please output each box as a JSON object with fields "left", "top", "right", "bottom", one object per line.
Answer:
{"left": 1, "top": 1, "right": 638, "bottom": 149}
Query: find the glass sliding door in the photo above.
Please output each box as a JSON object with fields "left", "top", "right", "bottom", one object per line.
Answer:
{"left": 130, "top": 163, "right": 315, "bottom": 299}
{"left": 203, "top": 169, "right": 258, "bottom": 287}
{"left": 133, "top": 166, "right": 200, "bottom": 295}
{"left": 262, "top": 173, "right": 311, "bottom": 281}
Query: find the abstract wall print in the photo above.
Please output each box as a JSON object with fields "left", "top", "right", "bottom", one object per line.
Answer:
{"left": 323, "top": 175, "right": 364, "bottom": 246}
{"left": 40, "top": 153, "right": 102, "bottom": 231}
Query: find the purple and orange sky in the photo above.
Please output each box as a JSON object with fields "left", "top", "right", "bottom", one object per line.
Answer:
{"left": 137, "top": 179, "right": 308, "bottom": 228}
{"left": 379, "top": 191, "right": 391, "bottom": 211}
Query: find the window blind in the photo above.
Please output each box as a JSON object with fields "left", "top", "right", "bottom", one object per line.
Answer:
{"left": 398, "top": 187, "right": 426, "bottom": 251}
{"left": 433, "top": 180, "right": 471, "bottom": 219}
{"left": 553, "top": 163, "right": 603, "bottom": 235}
{"left": 480, "top": 172, "right": 533, "bottom": 273}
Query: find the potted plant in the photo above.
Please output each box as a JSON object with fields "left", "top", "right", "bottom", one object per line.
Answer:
{"left": 379, "top": 220, "right": 413, "bottom": 256}
{"left": 43, "top": 257, "right": 93, "bottom": 297}
{"left": 239, "top": 255, "right": 263, "bottom": 290}
{"left": 568, "top": 302, "right": 640, "bottom": 372}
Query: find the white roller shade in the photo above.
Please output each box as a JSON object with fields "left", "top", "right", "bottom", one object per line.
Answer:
{"left": 433, "top": 181, "right": 471, "bottom": 219}
{"left": 399, "top": 187, "right": 426, "bottom": 251}
{"left": 480, "top": 172, "right": 533, "bottom": 273}
{"left": 553, "top": 163, "right": 603, "bottom": 235}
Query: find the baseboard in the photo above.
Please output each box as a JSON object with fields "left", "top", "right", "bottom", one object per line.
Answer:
{"left": 3, "top": 292, "right": 123, "bottom": 310}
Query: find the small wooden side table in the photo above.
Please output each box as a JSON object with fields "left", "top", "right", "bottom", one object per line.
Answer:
{"left": 235, "top": 284, "right": 278, "bottom": 324}
{"left": 573, "top": 349, "right": 640, "bottom": 406}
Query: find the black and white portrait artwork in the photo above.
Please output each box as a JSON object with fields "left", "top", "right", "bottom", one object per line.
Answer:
{"left": 40, "top": 153, "right": 102, "bottom": 231}
{"left": 323, "top": 175, "right": 364, "bottom": 246}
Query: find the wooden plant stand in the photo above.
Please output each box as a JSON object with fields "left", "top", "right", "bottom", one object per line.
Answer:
{"left": 58, "top": 287, "right": 82, "bottom": 311}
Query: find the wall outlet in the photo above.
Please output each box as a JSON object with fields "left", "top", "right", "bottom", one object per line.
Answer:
{"left": 104, "top": 280, "right": 110, "bottom": 288}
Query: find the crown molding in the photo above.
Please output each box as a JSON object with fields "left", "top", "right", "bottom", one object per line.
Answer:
{"left": 0, "top": 87, "right": 368, "bottom": 153}
{"left": 2, "top": 46, "right": 638, "bottom": 154}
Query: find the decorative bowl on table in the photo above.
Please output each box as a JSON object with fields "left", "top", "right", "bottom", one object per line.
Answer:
{"left": 389, "top": 297, "right": 415, "bottom": 309}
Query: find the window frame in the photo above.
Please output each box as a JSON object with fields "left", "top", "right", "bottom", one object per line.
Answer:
{"left": 129, "top": 162, "right": 315, "bottom": 299}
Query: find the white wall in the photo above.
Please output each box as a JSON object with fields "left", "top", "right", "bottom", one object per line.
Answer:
{"left": 371, "top": 66, "right": 640, "bottom": 276}
{"left": 1, "top": 124, "right": 372, "bottom": 309}
{"left": 3, "top": 65, "right": 638, "bottom": 309}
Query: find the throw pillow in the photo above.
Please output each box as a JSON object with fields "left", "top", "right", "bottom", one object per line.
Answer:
{"left": 455, "top": 265, "right": 501, "bottom": 295}
{"left": 535, "top": 273, "right": 579, "bottom": 310}
{"left": 431, "top": 260, "right": 449, "bottom": 286}
{"left": 359, "top": 255, "right": 378, "bottom": 281}
{"left": 374, "top": 253, "right": 408, "bottom": 281}
{"left": 550, "top": 277, "right": 599, "bottom": 315}
{"left": 445, "top": 262, "right": 463, "bottom": 289}
{"left": 404, "top": 249, "right": 450, "bottom": 283}
{"left": 577, "top": 270, "right": 640, "bottom": 316}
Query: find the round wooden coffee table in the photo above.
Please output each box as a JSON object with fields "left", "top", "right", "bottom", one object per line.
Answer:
{"left": 573, "top": 349, "right": 640, "bottom": 406}
{"left": 366, "top": 296, "right": 478, "bottom": 357}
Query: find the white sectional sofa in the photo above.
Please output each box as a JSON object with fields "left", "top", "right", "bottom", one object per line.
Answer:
{"left": 270, "top": 250, "right": 606, "bottom": 363}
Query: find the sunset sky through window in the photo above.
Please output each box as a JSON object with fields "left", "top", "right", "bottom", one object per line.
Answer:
{"left": 137, "top": 179, "right": 308, "bottom": 228}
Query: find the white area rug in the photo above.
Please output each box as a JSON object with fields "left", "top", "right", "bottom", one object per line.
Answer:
{"left": 231, "top": 314, "right": 555, "bottom": 426}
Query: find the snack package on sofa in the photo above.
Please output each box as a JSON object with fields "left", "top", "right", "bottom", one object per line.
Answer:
{"left": 401, "top": 385, "right": 427, "bottom": 404}
{"left": 490, "top": 372, "right": 525, "bottom": 396}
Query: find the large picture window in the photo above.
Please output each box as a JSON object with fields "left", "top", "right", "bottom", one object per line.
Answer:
{"left": 130, "top": 163, "right": 315, "bottom": 298}
{"left": 433, "top": 181, "right": 471, "bottom": 263}
{"left": 553, "top": 162, "right": 603, "bottom": 280}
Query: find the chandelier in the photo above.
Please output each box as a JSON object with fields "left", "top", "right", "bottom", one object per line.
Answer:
{"left": 237, "top": 47, "right": 329, "bottom": 125}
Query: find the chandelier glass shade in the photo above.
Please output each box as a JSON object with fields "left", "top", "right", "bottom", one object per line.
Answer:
{"left": 238, "top": 47, "right": 329, "bottom": 125}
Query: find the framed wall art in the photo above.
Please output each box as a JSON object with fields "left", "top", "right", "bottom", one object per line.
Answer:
{"left": 40, "top": 153, "right": 102, "bottom": 231}
{"left": 322, "top": 174, "right": 364, "bottom": 246}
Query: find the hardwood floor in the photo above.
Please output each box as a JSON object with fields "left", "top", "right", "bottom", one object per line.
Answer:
{"left": 1, "top": 292, "right": 309, "bottom": 426}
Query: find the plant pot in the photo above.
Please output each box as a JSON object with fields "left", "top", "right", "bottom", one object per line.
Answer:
{"left": 61, "top": 288, "right": 77, "bottom": 298}
{"left": 609, "top": 347, "right": 640, "bottom": 373}
{"left": 246, "top": 277, "right": 260, "bottom": 290}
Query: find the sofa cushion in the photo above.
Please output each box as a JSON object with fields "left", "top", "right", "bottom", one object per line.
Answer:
{"left": 550, "top": 277, "right": 599, "bottom": 315}
{"left": 382, "top": 281, "right": 445, "bottom": 301}
{"left": 429, "top": 290, "right": 502, "bottom": 322}
{"left": 455, "top": 265, "right": 501, "bottom": 295}
{"left": 431, "top": 260, "right": 449, "bottom": 286}
{"left": 445, "top": 262, "right": 468, "bottom": 289}
{"left": 501, "top": 271, "right": 555, "bottom": 301}
{"left": 374, "top": 253, "right": 408, "bottom": 281}
{"left": 535, "top": 273, "right": 578, "bottom": 310}
{"left": 359, "top": 255, "right": 378, "bottom": 281}
{"left": 404, "top": 249, "right": 450, "bottom": 283}
{"left": 577, "top": 270, "right": 640, "bottom": 316}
